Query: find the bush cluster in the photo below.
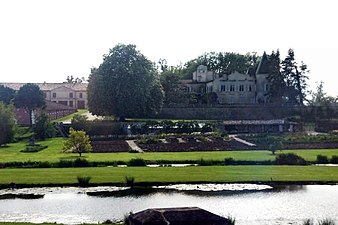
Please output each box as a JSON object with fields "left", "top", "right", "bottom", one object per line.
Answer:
{"left": 275, "top": 153, "right": 307, "bottom": 165}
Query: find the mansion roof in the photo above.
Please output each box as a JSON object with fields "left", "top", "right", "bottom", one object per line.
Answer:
{"left": 0, "top": 82, "right": 88, "bottom": 91}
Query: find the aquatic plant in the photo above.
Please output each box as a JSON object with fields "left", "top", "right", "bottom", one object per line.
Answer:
{"left": 227, "top": 215, "right": 236, "bottom": 225}
{"left": 77, "top": 175, "right": 92, "bottom": 187}
{"left": 125, "top": 176, "right": 135, "bottom": 188}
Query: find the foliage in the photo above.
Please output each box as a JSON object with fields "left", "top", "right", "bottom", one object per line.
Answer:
{"left": 318, "top": 219, "right": 336, "bottom": 225}
{"left": 160, "top": 70, "right": 188, "bottom": 104}
{"left": 21, "top": 144, "right": 48, "bottom": 153}
{"left": 63, "top": 128, "right": 92, "bottom": 157}
{"left": 330, "top": 155, "right": 338, "bottom": 164}
{"left": 316, "top": 155, "right": 329, "bottom": 164}
{"left": 13, "top": 83, "right": 45, "bottom": 126}
{"left": 64, "top": 75, "right": 86, "bottom": 83}
{"left": 33, "top": 113, "right": 56, "bottom": 140}
{"left": 268, "top": 141, "right": 283, "bottom": 155}
{"left": 0, "top": 103, "right": 15, "bottom": 146}
{"left": 125, "top": 176, "right": 135, "bottom": 187}
{"left": 275, "top": 153, "right": 307, "bottom": 165}
{"left": 77, "top": 175, "right": 91, "bottom": 187}
{"left": 87, "top": 44, "right": 164, "bottom": 120}
{"left": 127, "top": 158, "right": 147, "bottom": 167}
{"left": 280, "top": 49, "right": 309, "bottom": 105}
{"left": 309, "top": 81, "right": 337, "bottom": 107}
{"left": 177, "top": 52, "right": 259, "bottom": 79}
{"left": 0, "top": 85, "right": 15, "bottom": 104}
{"left": 71, "top": 114, "right": 89, "bottom": 131}
{"left": 226, "top": 215, "right": 236, "bottom": 225}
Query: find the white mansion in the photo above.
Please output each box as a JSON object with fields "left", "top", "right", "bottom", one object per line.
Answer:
{"left": 181, "top": 53, "right": 270, "bottom": 104}
{"left": 0, "top": 82, "right": 88, "bottom": 109}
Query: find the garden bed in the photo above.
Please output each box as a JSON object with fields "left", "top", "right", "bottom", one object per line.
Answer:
{"left": 91, "top": 140, "right": 130, "bottom": 152}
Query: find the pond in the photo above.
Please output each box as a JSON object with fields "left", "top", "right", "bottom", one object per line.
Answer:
{"left": 0, "top": 184, "right": 337, "bottom": 225}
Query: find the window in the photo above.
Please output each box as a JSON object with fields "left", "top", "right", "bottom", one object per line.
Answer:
{"left": 43, "top": 92, "right": 47, "bottom": 98}
{"left": 52, "top": 93, "right": 56, "bottom": 98}
{"left": 69, "top": 101, "right": 73, "bottom": 107}
{"left": 248, "top": 85, "right": 252, "bottom": 92}
{"left": 69, "top": 92, "right": 73, "bottom": 98}
{"left": 230, "top": 84, "right": 235, "bottom": 92}
{"left": 265, "top": 84, "right": 269, "bottom": 91}
{"left": 79, "top": 93, "right": 83, "bottom": 98}
{"left": 239, "top": 85, "right": 244, "bottom": 92}
{"left": 220, "top": 85, "right": 226, "bottom": 92}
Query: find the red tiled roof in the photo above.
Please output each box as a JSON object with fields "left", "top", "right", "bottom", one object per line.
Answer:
{"left": 0, "top": 82, "right": 87, "bottom": 91}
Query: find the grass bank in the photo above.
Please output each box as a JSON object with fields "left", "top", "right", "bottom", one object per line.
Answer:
{"left": 1, "top": 138, "right": 338, "bottom": 164}
{"left": 0, "top": 166, "right": 337, "bottom": 186}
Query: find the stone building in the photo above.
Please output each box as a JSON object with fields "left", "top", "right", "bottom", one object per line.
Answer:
{"left": 181, "top": 52, "right": 270, "bottom": 104}
{"left": 0, "top": 82, "right": 88, "bottom": 109}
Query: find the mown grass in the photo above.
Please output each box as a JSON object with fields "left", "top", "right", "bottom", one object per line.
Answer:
{"left": 0, "top": 166, "right": 337, "bottom": 185}
{"left": 1, "top": 137, "right": 338, "bottom": 163}
{"left": 51, "top": 109, "right": 88, "bottom": 123}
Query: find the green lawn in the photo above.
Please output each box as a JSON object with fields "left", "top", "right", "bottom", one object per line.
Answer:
{"left": 0, "top": 166, "right": 337, "bottom": 185}
{"left": 1, "top": 137, "right": 338, "bottom": 163}
{"left": 51, "top": 109, "right": 88, "bottom": 123}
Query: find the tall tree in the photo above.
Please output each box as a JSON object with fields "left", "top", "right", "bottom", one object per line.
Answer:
{"left": 280, "top": 49, "right": 309, "bottom": 105}
{"left": 309, "top": 81, "right": 337, "bottom": 106}
{"left": 87, "top": 44, "right": 164, "bottom": 120}
{"left": 0, "top": 85, "right": 15, "bottom": 105}
{"left": 266, "top": 50, "right": 286, "bottom": 104}
{"left": 160, "top": 70, "right": 187, "bottom": 104}
{"left": 0, "top": 103, "right": 15, "bottom": 146}
{"left": 14, "top": 83, "right": 45, "bottom": 126}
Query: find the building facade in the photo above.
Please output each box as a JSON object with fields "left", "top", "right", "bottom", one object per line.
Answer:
{"left": 0, "top": 83, "right": 88, "bottom": 109}
{"left": 181, "top": 53, "right": 270, "bottom": 104}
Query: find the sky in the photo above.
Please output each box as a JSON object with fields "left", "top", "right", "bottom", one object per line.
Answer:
{"left": 0, "top": 0, "right": 337, "bottom": 96}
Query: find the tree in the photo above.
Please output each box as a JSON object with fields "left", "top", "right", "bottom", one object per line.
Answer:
{"left": 160, "top": 70, "right": 187, "bottom": 104}
{"left": 0, "top": 103, "right": 15, "bottom": 146}
{"left": 309, "top": 81, "right": 337, "bottom": 106}
{"left": 87, "top": 44, "right": 164, "bottom": 120}
{"left": 14, "top": 83, "right": 45, "bottom": 127}
{"left": 64, "top": 75, "right": 86, "bottom": 83}
{"left": 63, "top": 128, "right": 92, "bottom": 157}
{"left": 0, "top": 85, "right": 15, "bottom": 105}
{"left": 266, "top": 50, "right": 286, "bottom": 104}
{"left": 33, "top": 113, "right": 56, "bottom": 140}
{"left": 177, "top": 52, "right": 259, "bottom": 79}
{"left": 280, "top": 49, "right": 309, "bottom": 105}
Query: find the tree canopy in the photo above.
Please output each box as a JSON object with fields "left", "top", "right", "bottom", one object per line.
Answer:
{"left": 0, "top": 103, "right": 15, "bottom": 146}
{"left": 14, "top": 83, "right": 45, "bottom": 126}
{"left": 63, "top": 128, "right": 92, "bottom": 157}
{"left": 0, "top": 85, "right": 15, "bottom": 105}
{"left": 266, "top": 49, "right": 309, "bottom": 105}
{"left": 87, "top": 44, "right": 164, "bottom": 120}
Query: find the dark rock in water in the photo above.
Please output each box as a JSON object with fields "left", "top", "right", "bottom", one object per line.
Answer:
{"left": 128, "top": 207, "right": 230, "bottom": 225}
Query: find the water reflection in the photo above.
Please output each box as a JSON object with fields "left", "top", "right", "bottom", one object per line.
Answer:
{"left": 0, "top": 185, "right": 337, "bottom": 225}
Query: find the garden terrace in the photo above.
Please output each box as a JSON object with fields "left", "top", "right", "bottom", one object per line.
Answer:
{"left": 91, "top": 140, "right": 131, "bottom": 152}
{"left": 137, "top": 136, "right": 255, "bottom": 152}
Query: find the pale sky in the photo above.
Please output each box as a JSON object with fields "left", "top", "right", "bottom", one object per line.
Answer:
{"left": 1, "top": 0, "right": 337, "bottom": 96}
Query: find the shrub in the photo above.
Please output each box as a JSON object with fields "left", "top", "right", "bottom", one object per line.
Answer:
{"left": 198, "top": 158, "right": 212, "bottom": 166}
{"left": 318, "top": 219, "right": 335, "bottom": 225}
{"left": 125, "top": 176, "right": 135, "bottom": 188}
{"left": 275, "top": 153, "right": 307, "bottom": 165}
{"left": 227, "top": 215, "right": 236, "bottom": 225}
{"left": 74, "top": 158, "right": 90, "bottom": 167}
{"left": 316, "top": 155, "right": 329, "bottom": 164}
{"left": 138, "top": 137, "right": 160, "bottom": 144}
{"left": 21, "top": 144, "right": 48, "bottom": 152}
{"left": 58, "top": 159, "right": 74, "bottom": 168}
{"left": 77, "top": 176, "right": 91, "bottom": 187}
{"left": 330, "top": 155, "right": 338, "bottom": 164}
{"left": 33, "top": 113, "right": 56, "bottom": 140}
{"left": 127, "top": 158, "right": 147, "bottom": 167}
{"left": 224, "top": 157, "right": 235, "bottom": 165}
{"left": 303, "top": 219, "right": 314, "bottom": 225}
